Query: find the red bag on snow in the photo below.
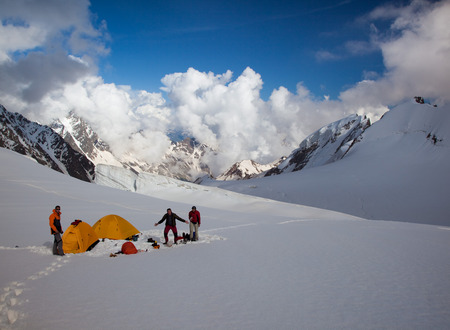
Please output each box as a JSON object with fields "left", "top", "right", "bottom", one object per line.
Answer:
{"left": 121, "top": 241, "right": 138, "bottom": 255}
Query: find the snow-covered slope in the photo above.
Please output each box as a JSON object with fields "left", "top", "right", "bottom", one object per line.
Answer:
{"left": 201, "top": 100, "right": 450, "bottom": 226}
{"left": 0, "top": 147, "right": 449, "bottom": 330}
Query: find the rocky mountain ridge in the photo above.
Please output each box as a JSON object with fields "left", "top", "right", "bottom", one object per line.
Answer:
{"left": 0, "top": 105, "right": 95, "bottom": 182}
{"left": 265, "top": 114, "right": 371, "bottom": 176}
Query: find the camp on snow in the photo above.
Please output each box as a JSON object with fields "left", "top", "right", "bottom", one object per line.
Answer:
{"left": 92, "top": 214, "right": 140, "bottom": 240}
{"left": 62, "top": 220, "right": 99, "bottom": 254}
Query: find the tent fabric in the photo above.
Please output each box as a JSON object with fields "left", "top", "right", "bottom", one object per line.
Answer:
{"left": 121, "top": 242, "right": 138, "bottom": 255}
{"left": 92, "top": 214, "right": 139, "bottom": 240}
{"left": 62, "top": 220, "right": 99, "bottom": 254}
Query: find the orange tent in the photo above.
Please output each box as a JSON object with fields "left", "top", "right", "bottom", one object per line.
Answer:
{"left": 62, "top": 220, "right": 99, "bottom": 254}
{"left": 92, "top": 214, "right": 139, "bottom": 240}
{"left": 121, "top": 242, "right": 138, "bottom": 255}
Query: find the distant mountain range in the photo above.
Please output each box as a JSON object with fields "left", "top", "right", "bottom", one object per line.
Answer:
{"left": 4, "top": 97, "right": 437, "bottom": 190}
{"left": 1, "top": 103, "right": 373, "bottom": 184}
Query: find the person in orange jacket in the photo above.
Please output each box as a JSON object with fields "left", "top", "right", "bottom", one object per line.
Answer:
{"left": 49, "top": 205, "right": 64, "bottom": 256}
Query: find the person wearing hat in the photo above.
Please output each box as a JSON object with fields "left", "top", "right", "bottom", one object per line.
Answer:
{"left": 188, "top": 206, "right": 201, "bottom": 241}
{"left": 49, "top": 205, "right": 65, "bottom": 256}
{"left": 154, "top": 208, "right": 188, "bottom": 244}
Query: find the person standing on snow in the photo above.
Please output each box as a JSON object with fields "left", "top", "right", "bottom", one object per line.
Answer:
{"left": 154, "top": 208, "right": 188, "bottom": 244}
{"left": 189, "top": 206, "right": 201, "bottom": 241}
{"left": 49, "top": 205, "right": 64, "bottom": 256}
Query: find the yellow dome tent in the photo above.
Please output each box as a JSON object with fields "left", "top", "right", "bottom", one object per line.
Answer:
{"left": 62, "top": 220, "right": 99, "bottom": 254}
{"left": 92, "top": 214, "right": 139, "bottom": 240}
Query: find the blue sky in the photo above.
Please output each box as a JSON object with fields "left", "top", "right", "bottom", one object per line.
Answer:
{"left": 1, "top": 0, "right": 449, "bottom": 174}
{"left": 90, "top": 0, "right": 386, "bottom": 100}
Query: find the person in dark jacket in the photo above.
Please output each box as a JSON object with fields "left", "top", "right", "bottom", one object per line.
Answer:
{"left": 49, "top": 205, "right": 64, "bottom": 256}
{"left": 189, "top": 206, "right": 201, "bottom": 241}
{"left": 154, "top": 208, "right": 188, "bottom": 244}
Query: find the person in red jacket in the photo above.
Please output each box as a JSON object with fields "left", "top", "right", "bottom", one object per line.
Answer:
{"left": 189, "top": 206, "right": 201, "bottom": 241}
{"left": 49, "top": 205, "right": 64, "bottom": 256}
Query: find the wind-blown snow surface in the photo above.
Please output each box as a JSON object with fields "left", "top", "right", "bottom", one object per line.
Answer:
{"left": 1, "top": 148, "right": 449, "bottom": 329}
{"left": 203, "top": 101, "right": 450, "bottom": 226}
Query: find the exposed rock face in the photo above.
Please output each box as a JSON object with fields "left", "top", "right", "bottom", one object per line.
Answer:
{"left": 0, "top": 105, "right": 95, "bottom": 182}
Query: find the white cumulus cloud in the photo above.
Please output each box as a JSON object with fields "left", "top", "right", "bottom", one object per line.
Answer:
{"left": 340, "top": 0, "right": 450, "bottom": 106}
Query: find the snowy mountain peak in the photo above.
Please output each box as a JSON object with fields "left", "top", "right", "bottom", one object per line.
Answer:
{"left": 51, "top": 112, "right": 121, "bottom": 167}
{"left": 52, "top": 112, "right": 213, "bottom": 181}
{"left": 358, "top": 98, "right": 447, "bottom": 145}
{"left": 265, "top": 114, "right": 370, "bottom": 176}
{"left": 216, "top": 158, "right": 284, "bottom": 181}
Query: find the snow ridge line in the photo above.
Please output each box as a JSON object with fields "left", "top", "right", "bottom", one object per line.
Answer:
{"left": 201, "top": 223, "right": 257, "bottom": 233}
{"left": 6, "top": 179, "right": 149, "bottom": 212}
{"left": 0, "top": 257, "right": 70, "bottom": 328}
{"left": 278, "top": 219, "right": 316, "bottom": 225}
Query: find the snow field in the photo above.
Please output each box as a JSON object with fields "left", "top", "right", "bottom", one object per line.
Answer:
{"left": 0, "top": 148, "right": 449, "bottom": 329}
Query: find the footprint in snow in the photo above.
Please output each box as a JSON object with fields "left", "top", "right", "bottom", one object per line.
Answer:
{"left": 0, "top": 256, "right": 70, "bottom": 327}
{"left": 0, "top": 281, "right": 25, "bottom": 326}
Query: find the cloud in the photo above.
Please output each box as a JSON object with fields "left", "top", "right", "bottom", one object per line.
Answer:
{"left": 39, "top": 76, "right": 172, "bottom": 163}
{"left": 340, "top": 0, "right": 450, "bottom": 106}
{"left": 159, "top": 68, "right": 362, "bottom": 175}
{"left": 0, "top": 0, "right": 108, "bottom": 58}
{"left": 344, "top": 40, "right": 378, "bottom": 56}
{"left": 0, "top": 52, "right": 91, "bottom": 103}
{"left": 0, "top": 24, "right": 44, "bottom": 62}
{"left": 315, "top": 50, "right": 341, "bottom": 62}
{"left": 161, "top": 67, "right": 279, "bottom": 172}
{"left": 0, "top": 0, "right": 170, "bottom": 164}
{"left": 0, "top": 0, "right": 109, "bottom": 104}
